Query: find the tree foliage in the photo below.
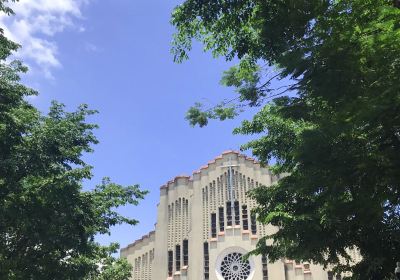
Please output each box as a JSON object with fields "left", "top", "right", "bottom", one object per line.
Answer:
{"left": 0, "top": 1, "right": 146, "bottom": 279}
{"left": 172, "top": 0, "right": 400, "bottom": 279}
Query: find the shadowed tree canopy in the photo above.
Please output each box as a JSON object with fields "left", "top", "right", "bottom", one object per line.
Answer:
{"left": 171, "top": 0, "right": 400, "bottom": 279}
{"left": 0, "top": 1, "right": 146, "bottom": 279}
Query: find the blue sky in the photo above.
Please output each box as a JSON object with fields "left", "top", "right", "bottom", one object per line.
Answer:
{"left": 2, "top": 0, "right": 258, "bottom": 250}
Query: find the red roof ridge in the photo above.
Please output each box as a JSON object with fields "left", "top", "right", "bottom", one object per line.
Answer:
{"left": 159, "top": 151, "right": 261, "bottom": 190}
{"left": 122, "top": 230, "right": 155, "bottom": 251}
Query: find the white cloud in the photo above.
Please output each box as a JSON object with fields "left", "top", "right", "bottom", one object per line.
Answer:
{"left": 0, "top": 0, "right": 90, "bottom": 79}
{"left": 84, "top": 42, "right": 100, "bottom": 53}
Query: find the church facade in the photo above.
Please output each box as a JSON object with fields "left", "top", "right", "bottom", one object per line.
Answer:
{"left": 121, "top": 151, "right": 356, "bottom": 280}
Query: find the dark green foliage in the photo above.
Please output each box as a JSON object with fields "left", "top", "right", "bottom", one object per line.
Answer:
{"left": 172, "top": 0, "right": 400, "bottom": 279}
{"left": 82, "top": 243, "right": 133, "bottom": 280}
{"left": 186, "top": 102, "right": 238, "bottom": 127}
{"left": 0, "top": 1, "right": 145, "bottom": 279}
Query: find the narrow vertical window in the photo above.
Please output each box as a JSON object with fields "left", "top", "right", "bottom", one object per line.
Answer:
{"left": 226, "top": 201, "right": 232, "bottom": 226}
{"left": 242, "top": 205, "right": 248, "bottom": 230}
{"left": 203, "top": 242, "right": 209, "bottom": 279}
{"left": 218, "top": 207, "right": 224, "bottom": 232}
{"left": 183, "top": 239, "right": 188, "bottom": 266}
{"left": 138, "top": 256, "right": 141, "bottom": 279}
{"left": 134, "top": 258, "right": 138, "bottom": 279}
{"left": 262, "top": 254, "right": 268, "bottom": 280}
{"left": 175, "top": 245, "right": 181, "bottom": 271}
{"left": 335, "top": 275, "right": 342, "bottom": 280}
{"left": 327, "top": 272, "right": 333, "bottom": 280}
{"left": 234, "top": 201, "right": 240, "bottom": 225}
{"left": 211, "top": 213, "right": 217, "bottom": 238}
{"left": 167, "top": 250, "right": 173, "bottom": 276}
{"left": 251, "top": 213, "right": 257, "bottom": 235}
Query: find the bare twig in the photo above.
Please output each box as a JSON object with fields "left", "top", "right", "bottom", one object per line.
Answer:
{"left": 258, "top": 72, "right": 282, "bottom": 89}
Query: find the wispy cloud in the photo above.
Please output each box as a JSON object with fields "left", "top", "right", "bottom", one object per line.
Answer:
{"left": 0, "top": 0, "right": 90, "bottom": 79}
{"left": 84, "top": 42, "right": 101, "bottom": 53}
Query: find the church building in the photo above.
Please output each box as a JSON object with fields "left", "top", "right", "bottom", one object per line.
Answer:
{"left": 121, "top": 151, "right": 357, "bottom": 280}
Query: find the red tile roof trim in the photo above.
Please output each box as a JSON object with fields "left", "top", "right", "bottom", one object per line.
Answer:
{"left": 159, "top": 150, "right": 262, "bottom": 190}
{"left": 121, "top": 230, "right": 156, "bottom": 251}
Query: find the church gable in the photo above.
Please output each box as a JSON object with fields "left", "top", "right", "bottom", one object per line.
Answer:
{"left": 121, "top": 151, "right": 336, "bottom": 280}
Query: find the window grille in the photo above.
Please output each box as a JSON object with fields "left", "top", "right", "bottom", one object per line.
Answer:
{"left": 218, "top": 207, "right": 224, "bottom": 232}
{"left": 262, "top": 254, "right": 268, "bottom": 280}
{"left": 226, "top": 201, "right": 232, "bottom": 226}
{"left": 234, "top": 201, "right": 240, "bottom": 226}
{"left": 175, "top": 245, "right": 181, "bottom": 271}
{"left": 251, "top": 213, "right": 257, "bottom": 235}
{"left": 183, "top": 239, "right": 189, "bottom": 266}
{"left": 211, "top": 213, "right": 217, "bottom": 238}
{"left": 204, "top": 242, "right": 209, "bottom": 279}
{"left": 168, "top": 250, "right": 173, "bottom": 277}
{"left": 242, "top": 205, "right": 248, "bottom": 230}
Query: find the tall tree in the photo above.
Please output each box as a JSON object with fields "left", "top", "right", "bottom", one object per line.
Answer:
{"left": 171, "top": 0, "right": 400, "bottom": 279}
{"left": 0, "top": 1, "right": 146, "bottom": 279}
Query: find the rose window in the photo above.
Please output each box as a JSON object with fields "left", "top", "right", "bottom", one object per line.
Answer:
{"left": 219, "top": 252, "right": 251, "bottom": 280}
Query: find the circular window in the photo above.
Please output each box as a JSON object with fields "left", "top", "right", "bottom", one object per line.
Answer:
{"left": 218, "top": 252, "right": 252, "bottom": 280}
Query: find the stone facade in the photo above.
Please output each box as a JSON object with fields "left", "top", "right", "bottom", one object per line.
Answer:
{"left": 121, "top": 151, "right": 351, "bottom": 280}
